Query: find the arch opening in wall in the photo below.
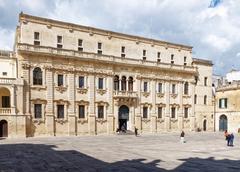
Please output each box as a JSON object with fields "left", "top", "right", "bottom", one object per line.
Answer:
{"left": 0, "top": 120, "right": 8, "bottom": 137}
{"left": 219, "top": 114, "right": 228, "bottom": 131}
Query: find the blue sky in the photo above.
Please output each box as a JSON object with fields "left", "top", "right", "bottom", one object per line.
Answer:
{"left": 0, "top": 0, "right": 239, "bottom": 75}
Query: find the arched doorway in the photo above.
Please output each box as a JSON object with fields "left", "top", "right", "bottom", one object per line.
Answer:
{"left": 0, "top": 87, "right": 11, "bottom": 108}
{"left": 0, "top": 120, "right": 8, "bottom": 137}
{"left": 219, "top": 115, "right": 228, "bottom": 131}
{"left": 203, "top": 119, "right": 207, "bottom": 131}
{"left": 118, "top": 105, "right": 129, "bottom": 131}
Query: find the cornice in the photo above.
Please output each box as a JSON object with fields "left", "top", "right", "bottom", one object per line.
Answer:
{"left": 19, "top": 12, "right": 192, "bottom": 51}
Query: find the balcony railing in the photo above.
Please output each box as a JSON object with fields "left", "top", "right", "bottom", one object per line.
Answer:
{"left": 0, "top": 108, "right": 13, "bottom": 115}
{"left": 17, "top": 43, "right": 197, "bottom": 74}
{"left": 0, "top": 78, "right": 15, "bottom": 85}
{"left": 114, "top": 91, "right": 138, "bottom": 98}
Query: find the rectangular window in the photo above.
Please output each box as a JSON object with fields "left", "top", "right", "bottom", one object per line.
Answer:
{"left": 204, "top": 77, "right": 208, "bottom": 86}
{"left": 184, "top": 56, "right": 187, "bottom": 66}
{"left": 143, "top": 107, "right": 148, "bottom": 118}
{"left": 171, "top": 107, "right": 176, "bottom": 118}
{"left": 79, "top": 76, "right": 84, "bottom": 88}
{"left": 98, "top": 78, "right": 104, "bottom": 89}
{"left": 121, "top": 46, "right": 125, "bottom": 57}
{"left": 158, "top": 83, "right": 163, "bottom": 93}
{"left": 57, "top": 35, "right": 63, "bottom": 48}
{"left": 2, "top": 72, "right": 7, "bottom": 76}
{"left": 57, "top": 74, "right": 64, "bottom": 86}
{"left": 158, "top": 107, "right": 162, "bottom": 118}
{"left": 34, "top": 104, "right": 42, "bottom": 118}
{"left": 98, "top": 105, "right": 104, "bottom": 118}
{"left": 2, "top": 96, "right": 10, "bottom": 108}
{"left": 184, "top": 107, "right": 188, "bottom": 118}
{"left": 143, "top": 82, "right": 148, "bottom": 92}
{"left": 194, "top": 95, "right": 197, "bottom": 104}
{"left": 79, "top": 105, "right": 85, "bottom": 118}
{"left": 143, "top": 50, "right": 146, "bottom": 60}
{"left": 34, "top": 32, "right": 40, "bottom": 45}
{"left": 172, "top": 84, "right": 176, "bottom": 94}
{"left": 97, "top": 42, "right": 102, "bottom": 54}
{"left": 171, "top": 54, "right": 174, "bottom": 64}
{"left": 57, "top": 105, "right": 64, "bottom": 118}
{"left": 219, "top": 98, "right": 227, "bottom": 108}
{"left": 157, "top": 52, "right": 161, "bottom": 62}
{"left": 78, "top": 39, "right": 83, "bottom": 51}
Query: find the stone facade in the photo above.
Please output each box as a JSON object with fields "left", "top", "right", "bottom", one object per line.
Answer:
{"left": 215, "top": 83, "right": 240, "bottom": 133}
{"left": 0, "top": 13, "right": 214, "bottom": 137}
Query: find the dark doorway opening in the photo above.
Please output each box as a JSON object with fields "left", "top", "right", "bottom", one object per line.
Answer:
{"left": 118, "top": 105, "right": 129, "bottom": 131}
{"left": 0, "top": 120, "right": 8, "bottom": 137}
{"left": 203, "top": 119, "right": 207, "bottom": 131}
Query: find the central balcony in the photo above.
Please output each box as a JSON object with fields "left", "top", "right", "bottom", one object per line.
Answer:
{"left": 0, "top": 108, "right": 15, "bottom": 115}
{"left": 113, "top": 91, "right": 138, "bottom": 99}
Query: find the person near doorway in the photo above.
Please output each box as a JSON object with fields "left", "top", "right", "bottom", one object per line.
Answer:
{"left": 121, "top": 123, "right": 126, "bottom": 133}
{"left": 134, "top": 127, "right": 138, "bottom": 137}
{"left": 180, "top": 131, "right": 185, "bottom": 143}
{"left": 224, "top": 130, "right": 228, "bottom": 140}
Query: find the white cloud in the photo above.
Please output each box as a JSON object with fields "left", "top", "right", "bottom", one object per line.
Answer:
{"left": 203, "top": 34, "right": 231, "bottom": 52}
{"left": 236, "top": 53, "right": 240, "bottom": 57}
{"left": 0, "top": 27, "right": 14, "bottom": 50}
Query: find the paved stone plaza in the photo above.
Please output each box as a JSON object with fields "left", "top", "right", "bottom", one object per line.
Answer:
{"left": 0, "top": 132, "right": 239, "bottom": 172}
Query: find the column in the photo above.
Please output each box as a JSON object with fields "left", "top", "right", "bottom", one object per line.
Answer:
{"left": 45, "top": 68, "right": 55, "bottom": 136}
{"left": 68, "top": 72, "right": 76, "bottom": 136}
{"left": 88, "top": 75, "right": 96, "bottom": 135}
{"left": 22, "top": 64, "right": 30, "bottom": 115}
{"left": 114, "top": 100, "right": 118, "bottom": 131}
{"left": 151, "top": 79, "right": 157, "bottom": 133}
{"left": 107, "top": 76, "right": 114, "bottom": 134}
{"left": 136, "top": 78, "right": 142, "bottom": 131}
{"left": 190, "top": 82, "right": 196, "bottom": 131}
{"left": 165, "top": 82, "right": 170, "bottom": 131}
{"left": 10, "top": 85, "right": 16, "bottom": 114}
{"left": 178, "top": 82, "right": 183, "bottom": 131}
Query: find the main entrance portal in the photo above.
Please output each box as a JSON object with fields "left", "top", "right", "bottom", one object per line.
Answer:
{"left": 118, "top": 105, "right": 129, "bottom": 131}
{"left": 0, "top": 120, "right": 8, "bottom": 137}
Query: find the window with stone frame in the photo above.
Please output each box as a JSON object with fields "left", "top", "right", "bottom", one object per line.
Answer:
{"left": 34, "top": 104, "right": 42, "bottom": 118}
{"left": 57, "top": 74, "right": 64, "bottom": 86}
{"left": 143, "top": 107, "right": 148, "bottom": 118}
{"left": 184, "top": 82, "right": 189, "bottom": 95}
{"left": 143, "top": 82, "right": 148, "bottom": 92}
{"left": 78, "top": 39, "right": 83, "bottom": 51}
{"left": 97, "top": 42, "right": 102, "bottom": 54}
{"left": 171, "top": 84, "right": 176, "bottom": 94}
{"left": 114, "top": 75, "right": 119, "bottom": 91}
{"left": 171, "top": 54, "right": 174, "bottom": 64}
{"left": 158, "top": 107, "right": 163, "bottom": 118}
{"left": 57, "top": 35, "right": 63, "bottom": 48}
{"left": 121, "top": 46, "right": 125, "bottom": 57}
{"left": 33, "top": 67, "right": 43, "bottom": 85}
{"left": 194, "top": 94, "right": 197, "bottom": 104}
{"left": 171, "top": 107, "right": 176, "bottom": 118}
{"left": 97, "top": 105, "right": 104, "bottom": 118}
{"left": 79, "top": 105, "right": 85, "bottom": 118}
{"left": 143, "top": 49, "right": 146, "bottom": 60}
{"left": 157, "top": 52, "right": 161, "bottom": 62}
{"left": 98, "top": 78, "right": 104, "bottom": 89}
{"left": 158, "top": 83, "right": 163, "bottom": 93}
{"left": 204, "top": 77, "right": 208, "bottom": 86}
{"left": 34, "top": 32, "right": 40, "bottom": 45}
{"left": 79, "top": 76, "right": 85, "bottom": 88}
{"left": 204, "top": 95, "right": 207, "bottom": 105}
{"left": 184, "top": 107, "right": 188, "bottom": 118}
{"left": 219, "top": 98, "right": 227, "bottom": 108}
{"left": 57, "top": 105, "right": 64, "bottom": 118}
{"left": 184, "top": 56, "right": 187, "bottom": 66}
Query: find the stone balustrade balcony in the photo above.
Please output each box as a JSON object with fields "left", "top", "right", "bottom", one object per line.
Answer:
{"left": 113, "top": 91, "right": 138, "bottom": 99}
{"left": 0, "top": 108, "right": 15, "bottom": 115}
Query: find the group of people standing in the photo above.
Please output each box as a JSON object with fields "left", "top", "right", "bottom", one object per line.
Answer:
{"left": 224, "top": 130, "right": 234, "bottom": 146}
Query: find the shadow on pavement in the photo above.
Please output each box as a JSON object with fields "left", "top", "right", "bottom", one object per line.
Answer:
{"left": 0, "top": 143, "right": 239, "bottom": 172}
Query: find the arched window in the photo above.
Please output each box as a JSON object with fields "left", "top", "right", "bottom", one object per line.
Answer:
{"left": 121, "top": 76, "right": 126, "bottom": 91}
{"left": 33, "top": 67, "right": 42, "bottom": 85}
{"left": 114, "top": 75, "right": 119, "bottom": 91}
{"left": 204, "top": 95, "right": 207, "bottom": 105}
{"left": 184, "top": 82, "right": 189, "bottom": 95}
{"left": 194, "top": 94, "right": 197, "bottom": 104}
{"left": 128, "top": 77, "right": 133, "bottom": 91}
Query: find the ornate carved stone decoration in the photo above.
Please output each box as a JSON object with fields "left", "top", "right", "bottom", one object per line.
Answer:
{"left": 96, "top": 119, "right": 107, "bottom": 124}
{"left": 22, "top": 63, "right": 31, "bottom": 69}
{"left": 97, "top": 89, "right": 107, "bottom": 95}
{"left": 142, "top": 92, "right": 150, "bottom": 98}
{"left": 31, "top": 86, "right": 47, "bottom": 91}
{"left": 55, "top": 118, "right": 68, "bottom": 124}
{"left": 157, "top": 93, "right": 164, "bottom": 98}
{"left": 170, "top": 119, "right": 178, "bottom": 123}
{"left": 33, "top": 119, "right": 45, "bottom": 125}
{"left": 170, "top": 94, "right": 178, "bottom": 99}
{"left": 183, "top": 94, "right": 191, "bottom": 98}
{"left": 142, "top": 119, "right": 150, "bottom": 123}
{"left": 157, "top": 119, "right": 165, "bottom": 123}
{"left": 75, "top": 100, "right": 89, "bottom": 105}
{"left": 55, "top": 86, "right": 67, "bottom": 93}
{"left": 77, "top": 119, "right": 88, "bottom": 124}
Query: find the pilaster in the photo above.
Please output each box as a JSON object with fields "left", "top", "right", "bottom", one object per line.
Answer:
{"left": 88, "top": 75, "right": 96, "bottom": 135}
{"left": 165, "top": 82, "right": 170, "bottom": 131}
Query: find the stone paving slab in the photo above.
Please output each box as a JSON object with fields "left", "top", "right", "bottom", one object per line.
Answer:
{"left": 0, "top": 132, "right": 239, "bottom": 172}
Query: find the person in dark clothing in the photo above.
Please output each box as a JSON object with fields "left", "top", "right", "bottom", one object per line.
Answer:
{"left": 229, "top": 133, "right": 234, "bottom": 146}
{"left": 226, "top": 134, "right": 231, "bottom": 146}
{"left": 134, "top": 127, "right": 138, "bottom": 136}
{"left": 180, "top": 131, "right": 185, "bottom": 143}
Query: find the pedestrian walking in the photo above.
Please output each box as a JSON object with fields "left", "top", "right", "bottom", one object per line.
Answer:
{"left": 134, "top": 127, "right": 138, "bottom": 137}
{"left": 229, "top": 133, "right": 234, "bottom": 146}
{"left": 180, "top": 131, "right": 185, "bottom": 143}
{"left": 226, "top": 134, "right": 231, "bottom": 146}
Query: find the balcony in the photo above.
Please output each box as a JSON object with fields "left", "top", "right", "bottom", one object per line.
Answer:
{"left": 113, "top": 91, "right": 138, "bottom": 99}
{"left": 0, "top": 78, "right": 15, "bottom": 85}
{"left": 0, "top": 108, "right": 15, "bottom": 115}
{"left": 17, "top": 43, "right": 197, "bottom": 74}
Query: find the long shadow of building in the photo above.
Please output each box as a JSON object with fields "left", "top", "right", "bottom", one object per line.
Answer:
{"left": 0, "top": 144, "right": 239, "bottom": 172}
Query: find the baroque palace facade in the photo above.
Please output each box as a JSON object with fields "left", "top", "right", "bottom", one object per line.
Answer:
{"left": 0, "top": 13, "right": 214, "bottom": 137}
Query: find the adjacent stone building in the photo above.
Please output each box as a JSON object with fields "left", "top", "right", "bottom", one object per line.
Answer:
{"left": 0, "top": 13, "right": 214, "bottom": 137}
